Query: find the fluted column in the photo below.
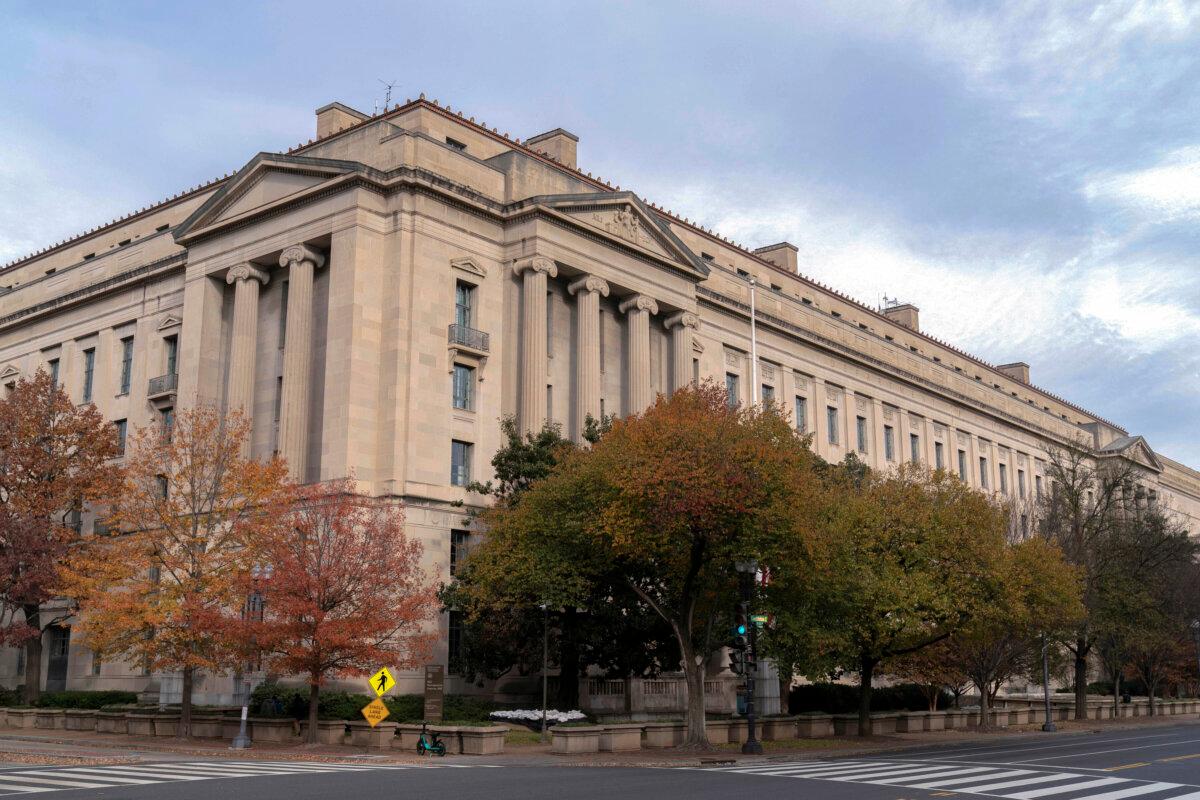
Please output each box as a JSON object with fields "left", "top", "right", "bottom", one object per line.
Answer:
{"left": 568, "top": 275, "right": 610, "bottom": 435}
{"left": 225, "top": 265, "right": 269, "bottom": 447}
{"left": 620, "top": 294, "right": 659, "bottom": 413}
{"left": 278, "top": 244, "right": 326, "bottom": 481}
{"left": 515, "top": 257, "right": 558, "bottom": 433}
{"left": 664, "top": 311, "right": 699, "bottom": 394}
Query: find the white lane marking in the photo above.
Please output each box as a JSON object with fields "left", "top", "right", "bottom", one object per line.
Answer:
{"left": 1021, "top": 740, "right": 1200, "bottom": 764}
{"left": 147, "top": 764, "right": 313, "bottom": 776}
{"left": 1071, "top": 783, "right": 1187, "bottom": 800}
{"left": 864, "top": 767, "right": 999, "bottom": 785}
{"left": 913, "top": 732, "right": 1186, "bottom": 760}
{"left": 906, "top": 769, "right": 1035, "bottom": 789}
{"left": 962, "top": 773, "right": 1092, "bottom": 792}
{"left": 0, "top": 781, "right": 52, "bottom": 794}
{"left": 13, "top": 769, "right": 156, "bottom": 785}
{"left": 826, "top": 765, "right": 983, "bottom": 781}
{"left": 1005, "top": 777, "right": 1126, "bottom": 798}
{"left": 734, "top": 762, "right": 893, "bottom": 777}
{"left": 58, "top": 766, "right": 209, "bottom": 780}
{"left": 726, "top": 761, "right": 875, "bottom": 774}
{"left": 0, "top": 775, "right": 114, "bottom": 789}
{"left": 206, "top": 761, "right": 388, "bottom": 771}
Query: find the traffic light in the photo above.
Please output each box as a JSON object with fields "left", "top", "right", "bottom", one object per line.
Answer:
{"left": 730, "top": 600, "right": 750, "bottom": 675}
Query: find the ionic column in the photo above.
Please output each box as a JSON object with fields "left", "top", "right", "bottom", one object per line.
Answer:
{"left": 225, "top": 265, "right": 269, "bottom": 446}
{"left": 278, "top": 244, "right": 326, "bottom": 481}
{"left": 619, "top": 294, "right": 658, "bottom": 413}
{"left": 664, "top": 311, "right": 699, "bottom": 394}
{"left": 568, "top": 275, "right": 610, "bottom": 435}
{"left": 515, "top": 257, "right": 557, "bottom": 433}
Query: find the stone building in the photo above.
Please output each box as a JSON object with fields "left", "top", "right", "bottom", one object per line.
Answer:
{"left": 1, "top": 96, "right": 1196, "bottom": 702}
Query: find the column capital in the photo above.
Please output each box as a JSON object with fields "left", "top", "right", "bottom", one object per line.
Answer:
{"left": 513, "top": 256, "right": 558, "bottom": 278}
{"left": 226, "top": 264, "right": 270, "bottom": 286}
{"left": 619, "top": 294, "right": 658, "bottom": 316}
{"left": 567, "top": 274, "right": 610, "bottom": 297}
{"left": 664, "top": 311, "right": 699, "bottom": 330}
{"left": 279, "top": 244, "right": 326, "bottom": 270}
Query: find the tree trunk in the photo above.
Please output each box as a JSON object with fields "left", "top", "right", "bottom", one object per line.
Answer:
{"left": 555, "top": 608, "right": 580, "bottom": 710}
{"left": 682, "top": 650, "right": 708, "bottom": 746}
{"left": 1147, "top": 682, "right": 1157, "bottom": 717}
{"left": 858, "top": 656, "right": 876, "bottom": 737}
{"left": 21, "top": 605, "right": 42, "bottom": 705}
{"left": 1112, "top": 673, "right": 1120, "bottom": 713}
{"left": 179, "top": 666, "right": 193, "bottom": 738}
{"left": 977, "top": 680, "right": 991, "bottom": 730}
{"left": 307, "top": 682, "right": 320, "bottom": 744}
{"left": 1073, "top": 638, "right": 1089, "bottom": 720}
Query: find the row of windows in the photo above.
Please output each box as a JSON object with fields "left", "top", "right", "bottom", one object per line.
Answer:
{"left": 38, "top": 335, "right": 177, "bottom": 403}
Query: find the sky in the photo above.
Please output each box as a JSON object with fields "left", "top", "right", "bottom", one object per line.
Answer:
{"left": 3, "top": 0, "right": 1199, "bottom": 464}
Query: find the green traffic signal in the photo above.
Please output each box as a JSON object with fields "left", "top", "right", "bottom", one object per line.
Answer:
{"left": 736, "top": 623, "right": 747, "bottom": 635}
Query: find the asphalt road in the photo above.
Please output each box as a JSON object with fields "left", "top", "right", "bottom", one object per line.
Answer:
{"left": 0, "top": 720, "right": 1196, "bottom": 799}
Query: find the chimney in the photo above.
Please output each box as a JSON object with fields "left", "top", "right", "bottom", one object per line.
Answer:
{"left": 881, "top": 302, "right": 920, "bottom": 332}
{"left": 526, "top": 128, "right": 579, "bottom": 169}
{"left": 315, "top": 102, "right": 369, "bottom": 138}
{"left": 997, "top": 362, "right": 1031, "bottom": 384}
{"left": 754, "top": 242, "right": 798, "bottom": 273}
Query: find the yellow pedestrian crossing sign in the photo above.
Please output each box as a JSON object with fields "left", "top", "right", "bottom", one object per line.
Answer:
{"left": 361, "top": 697, "right": 389, "bottom": 727}
{"left": 369, "top": 667, "right": 395, "bottom": 697}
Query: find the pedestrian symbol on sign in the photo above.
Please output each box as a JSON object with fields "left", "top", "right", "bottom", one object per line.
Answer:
{"left": 369, "top": 667, "right": 395, "bottom": 697}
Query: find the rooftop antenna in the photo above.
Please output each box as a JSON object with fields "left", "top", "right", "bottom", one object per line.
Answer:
{"left": 376, "top": 78, "right": 398, "bottom": 113}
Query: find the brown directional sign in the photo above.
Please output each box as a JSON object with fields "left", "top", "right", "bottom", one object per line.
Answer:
{"left": 423, "top": 665, "right": 444, "bottom": 721}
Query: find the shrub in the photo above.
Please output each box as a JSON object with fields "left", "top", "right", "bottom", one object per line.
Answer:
{"left": 248, "top": 682, "right": 499, "bottom": 722}
{"left": 788, "top": 683, "right": 952, "bottom": 714}
{"left": 0, "top": 686, "right": 20, "bottom": 706}
{"left": 33, "top": 691, "right": 139, "bottom": 710}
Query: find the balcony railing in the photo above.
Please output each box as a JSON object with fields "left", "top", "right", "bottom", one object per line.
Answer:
{"left": 448, "top": 323, "right": 489, "bottom": 353}
{"left": 147, "top": 372, "right": 178, "bottom": 398}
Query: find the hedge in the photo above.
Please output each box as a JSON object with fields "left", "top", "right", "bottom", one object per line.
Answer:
{"left": 788, "top": 683, "right": 953, "bottom": 714}
{"left": 31, "top": 691, "right": 140, "bottom": 710}
{"left": 249, "top": 682, "right": 501, "bottom": 722}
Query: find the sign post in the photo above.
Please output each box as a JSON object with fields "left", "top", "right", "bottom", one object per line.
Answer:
{"left": 424, "top": 665, "right": 445, "bottom": 722}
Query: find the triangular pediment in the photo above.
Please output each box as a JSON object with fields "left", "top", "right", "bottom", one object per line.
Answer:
{"left": 1099, "top": 435, "right": 1164, "bottom": 473}
{"left": 175, "top": 153, "right": 360, "bottom": 243}
{"left": 450, "top": 256, "right": 487, "bottom": 278}
{"left": 0, "top": 364, "right": 20, "bottom": 382}
{"left": 523, "top": 192, "right": 709, "bottom": 279}
{"left": 156, "top": 315, "right": 182, "bottom": 332}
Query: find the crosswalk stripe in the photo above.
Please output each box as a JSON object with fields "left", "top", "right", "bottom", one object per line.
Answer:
{"left": 0, "top": 774, "right": 111, "bottom": 789}
{"left": 0, "top": 780, "right": 53, "bottom": 794}
{"left": 827, "top": 765, "right": 978, "bottom": 781}
{"left": 865, "top": 767, "right": 999, "bottom": 785}
{"left": 215, "top": 763, "right": 365, "bottom": 771}
{"left": 1058, "top": 783, "right": 1182, "bottom": 800}
{"left": 907, "top": 769, "right": 1035, "bottom": 788}
{"left": 730, "top": 762, "right": 882, "bottom": 777}
{"left": 58, "top": 766, "right": 209, "bottom": 780}
{"left": 726, "top": 761, "right": 874, "bottom": 774}
{"left": 1005, "top": 777, "right": 1126, "bottom": 799}
{"left": 150, "top": 764, "right": 315, "bottom": 776}
{"left": 13, "top": 770, "right": 156, "bottom": 785}
{"left": 962, "top": 773, "right": 1085, "bottom": 792}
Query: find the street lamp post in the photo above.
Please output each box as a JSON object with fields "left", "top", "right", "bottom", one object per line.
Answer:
{"left": 735, "top": 559, "right": 763, "bottom": 756}
{"left": 1041, "top": 636, "right": 1056, "bottom": 733}
{"left": 540, "top": 604, "right": 549, "bottom": 743}
{"left": 1190, "top": 620, "right": 1200, "bottom": 695}
{"left": 231, "top": 569, "right": 267, "bottom": 750}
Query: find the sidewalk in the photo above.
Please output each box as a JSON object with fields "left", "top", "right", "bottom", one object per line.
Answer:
{"left": 0, "top": 712, "right": 1195, "bottom": 769}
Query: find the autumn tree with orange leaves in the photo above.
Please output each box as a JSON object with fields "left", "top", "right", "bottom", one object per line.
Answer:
{"left": 248, "top": 480, "right": 437, "bottom": 742}
{"left": 0, "top": 369, "right": 120, "bottom": 702}
{"left": 61, "top": 407, "right": 290, "bottom": 737}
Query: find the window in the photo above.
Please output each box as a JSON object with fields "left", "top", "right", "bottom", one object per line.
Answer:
{"left": 599, "top": 310, "right": 607, "bottom": 371}
{"left": 452, "top": 364, "right": 474, "bottom": 410}
{"left": 761, "top": 384, "right": 774, "bottom": 404}
{"left": 1035, "top": 475, "right": 1043, "bottom": 499}
{"left": 826, "top": 406, "right": 839, "bottom": 445}
{"left": 957, "top": 449, "right": 967, "bottom": 481}
{"left": 162, "top": 407, "right": 174, "bottom": 441}
{"left": 164, "top": 335, "right": 178, "bottom": 375}
{"left": 91, "top": 651, "right": 101, "bottom": 677}
{"left": 979, "top": 457, "right": 989, "bottom": 489}
{"left": 725, "top": 373, "right": 739, "bottom": 408}
{"left": 450, "top": 440, "right": 473, "bottom": 487}
{"left": 119, "top": 337, "right": 134, "bottom": 394}
{"left": 1020, "top": 514, "right": 1029, "bottom": 538}
{"left": 82, "top": 348, "right": 95, "bottom": 402}
{"left": 274, "top": 376, "right": 283, "bottom": 422}
{"left": 115, "top": 419, "right": 127, "bottom": 455}
{"left": 794, "top": 396, "right": 807, "bottom": 433}
{"left": 1018, "top": 469, "right": 1027, "bottom": 499}
{"left": 546, "top": 292, "right": 554, "bottom": 358}
{"left": 999, "top": 463, "right": 1008, "bottom": 495}
{"left": 279, "top": 280, "right": 289, "bottom": 345}
{"left": 935, "top": 441, "right": 945, "bottom": 470}
{"left": 448, "top": 610, "right": 463, "bottom": 675}
{"left": 882, "top": 424, "right": 894, "bottom": 460}
{"left": 16, "top": 646, "right": 24, "bottom": 676}
{"left": 454, "top": 281, "right": 474, "bottom": 328}
{"left": 546, "top": 384, "right": 553, "bottom": 421}
{"left": 450, "top": 530, "right": 470, "bottom": 576}
{"left": 910, "top": 433, "right": 920, "bottom": 464}
{"left": 857, "top": 417, "right": 869, "bottom": 454}
{"left": 156, "top": 475, "right": 168, "bottom": 499}
{"left": 692, "top": 358, "right": 700, "bottom": 384}
{"left": 66, "top": 505, "right": 82, "bottom": 534}
{"left": 48, "top": 358, "right": 59, "bottom": 386}
{"left": 445, "top": 137, "right": 467, "bottom": 152}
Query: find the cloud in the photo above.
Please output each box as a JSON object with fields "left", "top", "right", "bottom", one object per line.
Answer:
{"left": 1084, "top": 145, "right": 1200, "bottom": 221}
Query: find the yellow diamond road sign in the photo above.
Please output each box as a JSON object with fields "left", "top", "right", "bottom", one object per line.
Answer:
{"left": 361, "top": 697, "right": 389, "bottom": 728}
{"left": 369, "top": 667, "right": 395, "bottom": 697}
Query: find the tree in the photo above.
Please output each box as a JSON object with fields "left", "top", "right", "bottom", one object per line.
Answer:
{"left": 1124, "top": 545, "right": 1200, "bottom": 715}
{"left": 0, "top": 369, "right": 120, "bottom": 702}
{"left": 886, "top": 640, "right": 967, "bottom": 711}
{"left": 250, "top": 480, "right": 437, "bottom": 742}
{"left": 61, "top": 407, "right": 290, "bottom": 737}
{"left": 768, "top": 463, "right": 1011, "bottom": 736}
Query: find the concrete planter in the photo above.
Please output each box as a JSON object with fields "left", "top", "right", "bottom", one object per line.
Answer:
{"left": 95, "top": 711, "right": 128, "bottom": 734}
{"left": 550, "top": 725, "right": 603, "bottom": 754}
{"left": 64, "top": 710, "right": 97, "bottom": 731}
{"left": 1008, "top": 708, "right": 1030, "bottom": 725}
{"left": 153, "top": 712, "right": 181, "bottom": 737}
{"left": 795, "top": 714, "right": 833, "bottom": 738}
{"left": 987, "top": 710, "right": 1009, "bottom": 729}
{"left": 126, "top": 712, "right": 157, "bottom": 736}
{"left": 394, "top": 724, "right": 426, "bottom": 751}
{"left": 248, "top": 717, "right": 298, "bottom": 744}
{"left": 188, "top": 714, "right": 226, "bottom": 739}
{"left": 703, "top": 719, "right": 731, "bottom": 744}
{"left": 870, "top": 713, "right": 899, "bottom": 735}
{"left": 348, "top": 720, "right": 397, "bottom": 749}
{"left": 221, "top": 717, "right": 246, "bottom": 740}
{"left": 34, "top": 709, "right": 65, "bottom": 730}
{"left": 895, "top": 712, "right": 927, "bottom": 733}
{"left": 431, "top": 726, "right": 463, "bottom": 755}
{"left": 943, "top": 710, "right": 968, "bottom": 730}
{"left": 460, "top": 725, "right": 508, "bottom": 755}
{"left": 1096, "top": 705, "right": 1112, "bottom": 720}
{"left": 0, "top": 708, "right": 7, "bottom": 727}
{"left": 925, "top": 711, "right": 947, "bottom": 731}
{"left": 641, "top": 721, "right": 685, "bottom": 748}
{"left": 831, "top": 714, "right": 860, "bottom": 736}
{"left": 7, "top": 709, "right": 37, "bottom": 729}
{"left": 760, "top": 716, "right": 797, "bottom": 741}
{"left": 300, "top": 720, "right": 347, "bottom": 745}
{"left": 726, "top": 719, "right": 748, "bottom": 744}
{"left": 599, "top": 723, "right": 642, "bottom": 752}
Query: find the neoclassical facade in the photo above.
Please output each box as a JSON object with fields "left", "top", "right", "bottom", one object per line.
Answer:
{"left": 1, "top": 97, "right": 1196, "bottom": 701}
